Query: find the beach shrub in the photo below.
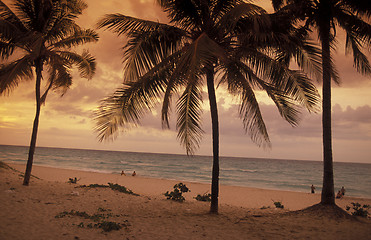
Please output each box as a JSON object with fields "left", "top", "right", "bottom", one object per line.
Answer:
{"left": 79, "top": 183, "right": 139, "bottom": 196}
{"left": 273, "top": 201, "right": 284, "bottom": 209}
{"left": 96, "top": 221, "right": 122, "bottom": 232}
{"left": 68, "top": 177, "right": 79, "bottom": 184}
{"left": 55, "top": 210, "right": 106, "bottom": 222}
{"left": 79, "top": 184, "right": 109, "bottom": 188}
{"left": 260, "top": 206, "right": 270, "bottom": 210}
{"left": 108, "top": 183, "right": 139, "bottom": 196}
{"left": 55, "top": 208, "right": 128, "bottom": 232}
{"left": 346, "top": 202, "right": 370, "bottom": 217}
{"left": 195, "top": 193, "right": 212, "bottom": 202}
{"left": 164, "top": 183, "right": 190, "bottom": 202}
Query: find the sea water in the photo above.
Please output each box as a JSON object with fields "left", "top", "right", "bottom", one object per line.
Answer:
{"left": 0, "top": 144, "right": 370, "bottom": 198}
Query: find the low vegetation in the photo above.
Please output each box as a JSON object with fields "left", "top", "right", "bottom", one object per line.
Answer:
{"left": 273, "top": 201, "right": 284, "bottom": 209}
{"left": 79, "top": 183, "right": 139, "bottom": 196}
{"left": 194, "top": 193, "right": 212, "bottom": 202}
{"left": 346, "top": 202, "right": 370, "bottom": 218}
{"left": 164, "top": 183, "right": 190, "bottom": 202}
{"left": 55, "top": 208, "right": 129, "bottom": 232}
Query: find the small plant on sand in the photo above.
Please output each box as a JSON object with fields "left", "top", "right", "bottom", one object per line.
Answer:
{"left": 273, "top": 201, "right": 284, "bottom": 209}
{"left": 195, "top": 193, "right": 212, "bottom": 202}
{"left": 55, "top": 208, "right": 129, "bottom": 232}
{"left": 260, "top": 206, "right": 270, "bottom": 210}
{"left": 346, "top": 202, "right": 370, "bottom": 218}
{"left": 164, "top": 183, "right": 190, "bottom": 202}
{"left": 68, "top": 177, "right": 80, "bottom": 184}
{"left": 96, "top": 221, "right": 123, "bottom": 232}
{"left": 79, "top": 183, "right": 139, "bottom": 196}
{"left": 108, "top": 183, "right": 139, "bottom": 196}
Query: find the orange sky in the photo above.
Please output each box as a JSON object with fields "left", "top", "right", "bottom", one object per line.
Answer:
{"left": 0, "top": 0, "right": 370, "bottom": 163}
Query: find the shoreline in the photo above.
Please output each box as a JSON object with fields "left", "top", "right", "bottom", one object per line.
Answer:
{"left": 6, "top": 162, "right": 371, "bottom": 211}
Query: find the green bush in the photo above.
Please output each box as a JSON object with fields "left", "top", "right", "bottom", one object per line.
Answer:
{"left": 164, "top": 183, "right": 190, "bottom": 202}
{"left": 55, "top": 208, "right": 128, "bottom": 232}
{"left": 273, "top": 201, "right": 284, "bottom": 209}
{"left": 96, "top": 221, "right": 122, "bottom": 232}
{"left": 346, "top": 202, "right": 370, "bottom": 217}
{"left": 194, "top": 193, "right": 212, "bottom": 202}
{"left": 108, "top": 183, "right": 139, "bottom": 196}
{"left": 79, "top": 183, "right": 139, "bottom": 196}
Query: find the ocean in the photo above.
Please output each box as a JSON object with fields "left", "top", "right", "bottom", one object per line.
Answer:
{"left": 1, "top": 144, "right": 370, "bottom": 198}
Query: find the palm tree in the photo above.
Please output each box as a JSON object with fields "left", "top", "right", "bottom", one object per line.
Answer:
{"left": 95, "top": 0, "right": 320, "bottom": 213}
{"left": 0, "top": 0, "right": 98, "bottom": 185}
{"left": 272, "top": 0, "right": 371, "bottom": 205}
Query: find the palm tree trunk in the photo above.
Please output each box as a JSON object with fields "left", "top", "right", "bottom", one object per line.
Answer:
{"left": 206, "top": 66, "right": 219, "bottom": 214}
{"left": 23, "top": 61, "right": 43, "bottom": 186}
{"left": 320, "top": 20, "right": 335, "bottom": 205}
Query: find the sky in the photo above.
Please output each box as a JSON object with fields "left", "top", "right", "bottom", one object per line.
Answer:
{"left": 0, "top": 0, "right": 370, "bottom": 164}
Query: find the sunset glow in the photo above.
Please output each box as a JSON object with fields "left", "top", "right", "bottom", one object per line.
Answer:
{"left": 0, "top": 0, "right": 370, "bottom": 163}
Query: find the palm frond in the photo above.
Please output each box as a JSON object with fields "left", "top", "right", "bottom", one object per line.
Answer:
{"left": 57, "top": 50, "right": 96, "bottom": 79}
{"left": 160, "top": 52, "right": 185, "bottom": 129}
{"left": 175, "top": 33, "right": 227, "bottom": 81}
{"left": 0, "top": 0, "right": 27, "bottom": 33}
{"left": 217, "top": 2, "right": 266, "bottom": 34}
{"left": 47, "top": 62, "right": 73, "bottom": 94}
{"left": 239, "top": 46, "right": 320, "bottom": 112}
{"left": 97, "top": 14, "right": 177, "bottom": 36}
{"left": 271, "top": 0, "right": 287, "bottom": 11}
{"left": 335, "top": 7, "right": 371, "bottom": 49}
{"left": 334, "top": 9, "right": 371, "bottom": 75}
{"left": 0, "top": 40, "right": 15, "bottom": 59}
{"left": 0, "top": 56, "right": 33, "bottom": 95}
{"left": 156, "top": 0, "right": 200, "bottom": 30}
{"left": 51, "top": 29, "right": 99, "bottom": 49}
{"left": 265, "top": 87, "right": 301, "bottom": 126}
{"left": 341, "top": 0, "right": 371, "bottom": 17}
{"left": 162, "top": 33, "right": 226, "bottom": 128}
{"left": 46, "top": 17, "right": 81, "bottom": 43}
{"left": 345, "top": 32, "right": 371, "bottom": 75}
{"left": 64, "top": 0, "right": 88, "bottom": 14}
{"left": 123, "top": 24, "right": 185, "bottom": 81}
{"left": 95, "top": 65, "right": 170, "bottom": 141}
{"left": 176, "top": 81, "right": 204, "bottom": 155}
{"left": 219, "top": 60, "right": 270, "bottom": 147}
{"left": 40, "top": 63, "right": 72, "bottom": 104}
{"left": 237, "top": 78, "right": 270, "bottom": 148}
{"left": 211, "top": 0, "right": 241, "bottom": 22}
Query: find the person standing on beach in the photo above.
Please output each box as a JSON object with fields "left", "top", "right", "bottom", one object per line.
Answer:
{"left": 311, "top": 185, "right": 315, "bottom": 194}
{"left": 132, "top": 171, "right": 136, "bottom": 176}
{"left": 121, "top": 170, "right": 126, "bottom": 176}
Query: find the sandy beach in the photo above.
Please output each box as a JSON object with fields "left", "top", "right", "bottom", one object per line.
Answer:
{"left": 1, "top": 163, "right": 370, "bottom": 240}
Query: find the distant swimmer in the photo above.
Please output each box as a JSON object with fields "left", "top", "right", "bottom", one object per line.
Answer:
{"left": 311, "top": 184, "right": 315, "bottom": 194}
{"left": 121, "top": 170, "right": 126, "bottom": 176}
{"left": 132, "top": 171, "right": 136, "bottom": 176}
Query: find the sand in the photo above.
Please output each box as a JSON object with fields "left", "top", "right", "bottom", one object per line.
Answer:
{"left": 1, "top": 163, "right": 370, "bottom": 240}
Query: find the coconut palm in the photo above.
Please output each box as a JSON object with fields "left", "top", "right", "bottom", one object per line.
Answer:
{"left": 0, "top": 0, "right": 98, "bottom": 185}
{"left": 272, "top": 0, "right": 371, "bottom": 205}
{"left": 95, "top": 0, "right": 320, "bottom": 213}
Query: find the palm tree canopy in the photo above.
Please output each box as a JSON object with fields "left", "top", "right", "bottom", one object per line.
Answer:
{"left": 0, "top": 0, "right": 98, "bottom": 98}
{"left": 272, "top": 0, "right": 371, "bottom": 80}
{"left": 95, "top": 0, "right": 320, "bottom": 155}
